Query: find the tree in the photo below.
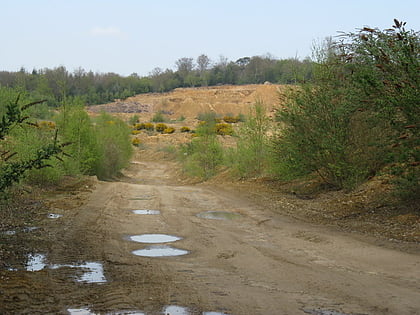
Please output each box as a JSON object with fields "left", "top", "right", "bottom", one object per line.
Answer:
{"left": 175, "top": 57, "right": 194, "bottom": 86}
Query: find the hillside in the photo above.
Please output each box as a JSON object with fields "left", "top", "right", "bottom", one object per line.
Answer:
{"left": 87, "top": 84, "right": 285, "bottom": 119}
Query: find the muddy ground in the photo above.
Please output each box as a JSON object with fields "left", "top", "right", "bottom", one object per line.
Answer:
{"left": 0, "top": 147, "right": 419, "bottom": 315}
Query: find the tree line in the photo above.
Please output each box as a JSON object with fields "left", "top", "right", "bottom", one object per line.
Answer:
{"left": 0, "top": 55, "right": 314, "bottom": 107}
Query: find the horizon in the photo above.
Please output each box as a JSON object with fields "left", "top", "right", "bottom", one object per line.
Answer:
{"left": 1, "top": 0, "right": 419, "bottom": 77}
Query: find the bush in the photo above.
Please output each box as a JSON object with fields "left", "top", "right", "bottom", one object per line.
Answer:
{"left": 215, "top": 123, "right": 233, "bottom": 136}
{"left": 133, "top": 123, "right": 146, "bottom": 130}
{"left": 144, "top": 122, "right": 155, "bottom": 131}
{"left": 163, "top": 127, "right": 175, "bottom": 134}
{"left": 272, "top": 20, "right": 419, "bottom": 193}
{"left": 132, "top": 137, "right": 142, "bottom": 146}
{"left": 129, "top": 114, "right": 140, "bottom": 125}
{"left": 151, "top": 111, "right": 166, "bottom": 122}
{"left": 228, "top": 101, "right": 271, "bottom": 178}
{"left": 180, "top": 126, "right": 191, "bottom": 133}
{"left": 0, "top": 92, "right": 67, "bottom": 191}
{"left": 155, "top": 123, "right": 168, "bottom": 133}
{"left": 223, "top": 115, "right": 240, "bottom": 123}
{"left": 180, "top": 114, "right": 223, "bottom": 179}
{"left": 93, "top": 113, "right": 133, "bottom": 179}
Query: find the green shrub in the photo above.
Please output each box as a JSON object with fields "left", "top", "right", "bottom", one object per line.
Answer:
{"left": 151, "top": 111, "right": 166, "bottom": 122}
{"left": 272, "top": 20, "right": 419, "bottom": 193}
{"left": 93, "top": 113, "right": 133, "bottom": 179}
{"left": 228, "top": 102, "right": 271, "bottom": 178}
{"left": 179, "top": 114, "right": 223, "bottom": 179}
{"left": 129, "top": 114, "right": 140, "bottom": 125}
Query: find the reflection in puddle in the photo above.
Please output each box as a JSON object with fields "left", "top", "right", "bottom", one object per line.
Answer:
{"left": 23, "top": 226, "right": 40, "bottom": 232}
{"left": 128, "top": 234, "right": 182, "bottom": 243}
{"left": 132, "top": 245, "right": 189, "bottom": 257}
{"left": 67, "top": 308, "right": 95, "bottom": 315}
{"left": 48, "top": 213, "right": 63, "bottom": 219}
{"left": 163, "top": 305, "right": 189, "bottom": 315}
{"left": 132, "top": 209, "right": 161, "bottom": 215}
{"left": 196, "top": 211, "right": 241, "bottom": 220}
{"left": 77, "top": 262, "right": 107, "bottom": 283}
{"left": 3, "top": 230, "right": 16, "bottom": 236}
{"left": 51, "top": 262, "right": 106, "bottom": 283}
{"left": 26, "top": 253, "right": 47, "bottom": 271}
{"left": 68, "top": 308, "right": 145, "bottom": 315}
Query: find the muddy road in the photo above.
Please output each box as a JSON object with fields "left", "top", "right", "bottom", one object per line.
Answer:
{"left": 1, "top": 156, "right": 420, "bottom": 315}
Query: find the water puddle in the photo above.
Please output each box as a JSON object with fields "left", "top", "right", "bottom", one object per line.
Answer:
{"left": 3, "top": 230, "right": 17, "bottom": 236}
{"left": 128, "top": 234, "right": 182, "bottom": 243}
{"left": 67, "top": 308, "right": 95, "bottom": 315}
{"left": 23, "top": 226, "right": 40, "bottom": 232}
{"left": 132, "top": 209, "right": 161, "bottom": 215}
{"left": 47, "top": 213, "right": 63, "bottom": 219}
{"left": 68, "top": 309, "right": 145, "bottom": 315}
{"left": 26, "top": 253, "right": 47, "bottom": 271}
{"left": 51, "top": 262, "right": 106, "bottom": 283}
{"left": 196, "top": 211, "right": 241, "bottom": 220}
{"left": 163, "top": 305, "right": 189, "bottom": 315}
{"left": 132, "top": 245, "right": 189, "bottom": 257}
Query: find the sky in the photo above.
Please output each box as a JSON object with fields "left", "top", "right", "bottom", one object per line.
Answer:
{"left": 1, "top": 0, "right": 419, "bottom": 77}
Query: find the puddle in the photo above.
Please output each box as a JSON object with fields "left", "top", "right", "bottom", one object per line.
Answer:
{"left": 23, "top": 226, "right": 40, "bottom": 232}
{"left": 128, "top": 234, "right": 182, "bottom": 244}
{"left": 67, "top": 308, "right": 95, "bottom": 315}
{"left": 51, "top": 262, "right": 106, "bottom": 283}
{"left": 132, "top": 245, "right": 189, "bottom": 257}
{"left": 3, "top": 230, "right": 17, "bottom": 236}
{"left": 196, "top": 211, "right": 241, "bottom": 220}
{"left": 77, "top": 262, "right": 107, "bottom": 283}
{"left": 47, "top": 213, "right": 63, "bottom": 219}
{"left": 26, "top": 253, "right": 47, "bottom": 271}
{"left": 132, "top": 209, "right": 161, "bottom": 215}
{"left": 163, "top": 305, "right": 190, "bottom": 315}
{"left": 68, "top": 308, "right": 146, "bottom": 315}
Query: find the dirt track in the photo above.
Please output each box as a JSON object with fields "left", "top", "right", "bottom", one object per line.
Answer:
{"left": 1, "top": 153, "right": 420, "bottom": 315}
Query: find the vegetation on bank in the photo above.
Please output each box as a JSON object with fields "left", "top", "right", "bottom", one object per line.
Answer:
{"left": 0, "top": 88, "right": 132, "bottom": 193}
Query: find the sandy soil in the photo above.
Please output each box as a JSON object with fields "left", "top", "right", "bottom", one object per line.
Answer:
{"left": 1, "top": 148, "right": 419, "bottom": 315}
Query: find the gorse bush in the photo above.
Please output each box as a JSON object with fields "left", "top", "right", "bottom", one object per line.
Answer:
{"left": 155, "top": 123, "right": 168, "bottom": 133}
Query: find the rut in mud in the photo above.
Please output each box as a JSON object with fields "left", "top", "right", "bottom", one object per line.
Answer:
{"left": 0, "top": 155, "right": 419, "bottom": 315}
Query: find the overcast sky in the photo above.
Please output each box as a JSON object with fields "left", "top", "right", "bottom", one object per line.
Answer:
{"left": 1, "top": 0, "right": 419, "bottom": 76}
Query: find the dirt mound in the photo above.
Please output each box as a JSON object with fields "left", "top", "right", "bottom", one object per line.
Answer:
{"left": 87, "top": 84, "right": 286, "bottom": 119}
